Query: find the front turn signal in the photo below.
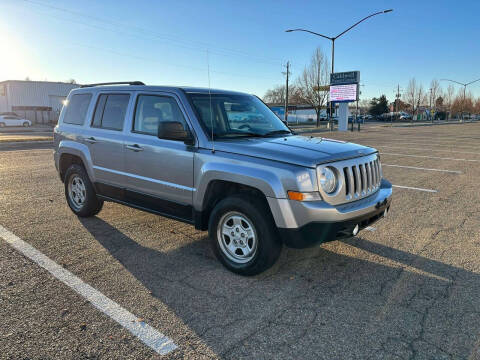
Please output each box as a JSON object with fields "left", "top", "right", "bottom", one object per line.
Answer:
{"left": 287, "top": 191, "right": 322, "bottom": 201}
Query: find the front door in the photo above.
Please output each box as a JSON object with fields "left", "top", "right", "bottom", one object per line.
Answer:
{"left": 123, "top": 92, "right": 195, "bottom": 220}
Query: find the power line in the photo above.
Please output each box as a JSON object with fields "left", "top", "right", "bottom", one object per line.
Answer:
{"left": 20, "top": 0, "right": 283, "bottom": 66}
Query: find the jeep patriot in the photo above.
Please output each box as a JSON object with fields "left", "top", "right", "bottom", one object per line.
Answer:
{"left": 54, "top": 82, "right": 392, "bottom": 275}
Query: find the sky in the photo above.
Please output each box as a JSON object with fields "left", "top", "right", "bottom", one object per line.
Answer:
{"left": 1, "top": 0, "right": 480, "bottom": 101}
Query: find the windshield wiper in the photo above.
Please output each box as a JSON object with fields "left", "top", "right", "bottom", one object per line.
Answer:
{"left": 262, "top": 129, "right": 292, "bottom": 137}
{"left": 214, "top": 131, "right": 265, "bottom": 139}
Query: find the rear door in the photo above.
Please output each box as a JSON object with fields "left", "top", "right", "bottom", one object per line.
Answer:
{"left": 83, "top": 92, "right": 132, "bottom": 194}
{"left": 123, "top": 92, "right": 195, "bottom": 219}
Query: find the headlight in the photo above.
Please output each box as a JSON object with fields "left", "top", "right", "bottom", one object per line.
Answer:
{"left": 319, "top": 167, "right": 337, "bottom": 194}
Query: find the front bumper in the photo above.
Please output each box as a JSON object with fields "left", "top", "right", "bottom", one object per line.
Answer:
{"left": 269, "top": 179, "right": 392, "bottom": 248}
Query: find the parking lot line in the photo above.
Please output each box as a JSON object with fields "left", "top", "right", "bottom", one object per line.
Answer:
{"left": 371, "top": 145, "right": 480, "bottom": 156}
{"left": 373, "top": 141, "right": 480, "bottom": 150}
{"left": 0, "top": 225, "right": 177, "bottom": 356}
{"left": 392, "top": 185, "right": 438, "bottom": 193}
{"left": 381, "top": 152, "right": 480, "bottom": 162}
{"left": 382, "top": 164, "right": 462, "bottom": 174}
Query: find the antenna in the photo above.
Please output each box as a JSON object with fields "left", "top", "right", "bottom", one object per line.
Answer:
{"left": 206, "top": 49, "right": 215, "bottom": 153}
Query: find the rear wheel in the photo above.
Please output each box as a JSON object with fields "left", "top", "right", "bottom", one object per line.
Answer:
{"left": 208, "top": 195, "right": 282, "bottom": 276}
{"left": 64, "top": 164, "right": 103, "bottom": 217}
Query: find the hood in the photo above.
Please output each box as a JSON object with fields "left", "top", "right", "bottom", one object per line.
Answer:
{"left": 211, "top": 135, "right": 376, "bottom": 168}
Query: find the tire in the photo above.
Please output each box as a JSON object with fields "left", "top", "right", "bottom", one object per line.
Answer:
{"left": 64, "top": 164, "right": 103, "bottom": 217}
{"left": 208, "top": 195, "right": 282, "bottom": 276}
{"left": 0, "top": 123, "right": 5, "bottom": 128}
{"left": 23, "top": 122, "right": 29, "bottom": 127}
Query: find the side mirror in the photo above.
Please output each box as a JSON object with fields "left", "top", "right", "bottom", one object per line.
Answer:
{"left": 158, "top": 121, "right": 194, "bottom": 145}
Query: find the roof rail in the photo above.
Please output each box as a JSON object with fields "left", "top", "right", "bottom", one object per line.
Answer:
{"left": 80, "top": 81, "right": 145, "bottom": 88}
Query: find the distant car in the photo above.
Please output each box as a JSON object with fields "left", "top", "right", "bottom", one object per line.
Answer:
{"left": 348, "top": 115, "right": 364, "bottom": 123}
{"left": 0, "top": 115, "right": 32, "bottom": 127}
{"left": 399, "top": 113, "right": 412, "bottom": 121}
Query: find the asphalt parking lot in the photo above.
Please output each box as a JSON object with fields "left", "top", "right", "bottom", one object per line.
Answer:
{"left": 1, "top": 123, "right": 480, "bottom": 359}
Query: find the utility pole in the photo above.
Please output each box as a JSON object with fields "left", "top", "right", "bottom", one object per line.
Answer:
{"left": 395, "top": 84, "right": 401, "bottom": 113}
{"left": 283, "top": 62, "right": 290, "bottom": 125}
{"left": 429, "top": 88, "right": 433, "bottom": 122}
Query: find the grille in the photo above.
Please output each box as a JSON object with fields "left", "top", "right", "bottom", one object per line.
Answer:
{"left": 317, "top": 153, "right": 381, "bottom": 205}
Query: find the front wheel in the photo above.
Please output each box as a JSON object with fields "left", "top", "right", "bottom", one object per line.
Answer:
{"left": 0, "top": 123, "right": 5, "bottom": 128}
{"left": 208, "top": 195, "right": 282, "bottom": 276}
{"left": 23, "top": 122, "right": 30, "bottom": 127}
{"left": 64, "top": 164, "right": 103, "bottom": 217}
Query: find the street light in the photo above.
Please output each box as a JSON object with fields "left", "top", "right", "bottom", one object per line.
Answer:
{"left": 286, "top": 9, "right": 393, "bottom": 128}
{"left": 440, "top": 78, "right": 480, "bottom": 121}
{"left": 286, "top": 9, "right": 393, "bottom": 78}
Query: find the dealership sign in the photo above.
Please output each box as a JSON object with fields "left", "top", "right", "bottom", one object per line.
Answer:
{"left": 330, "top": 71, "right": 360, "bottom": 85}
{"left": 330, "top": 84, "right": 358, "bottom": 102}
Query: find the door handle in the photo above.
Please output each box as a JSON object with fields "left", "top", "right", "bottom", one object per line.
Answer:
{"left": 126, "top": 144, "right": 144, "bottom": 152}
{"left": 84, "top": 136, "right": 97, "bottom": 144}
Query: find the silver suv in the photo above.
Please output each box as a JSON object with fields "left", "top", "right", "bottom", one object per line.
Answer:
{"left": 54, "top": 82, "right": 392, "bottom": 275}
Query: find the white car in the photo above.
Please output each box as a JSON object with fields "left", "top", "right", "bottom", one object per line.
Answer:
{"left": 0, "top": 115, "right": 32, "bottom": 127}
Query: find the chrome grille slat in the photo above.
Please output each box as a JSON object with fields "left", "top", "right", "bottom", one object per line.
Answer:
{"left": 347, "top": 167, "right": 354, "bottom": 199}
{"left": 317, "top": 153, "right": 382, "bottom": 206}
{"left": 366, "top": 162, "right": 372, "bottom": 192}
{"left": 360, "top": 164, "right": 367, "bottom": 195}
{"left": 376, "top": 160, "right": 381, "bottom": 186}
{"left": 352, "top": 165, "right": 360, "bottom": 197}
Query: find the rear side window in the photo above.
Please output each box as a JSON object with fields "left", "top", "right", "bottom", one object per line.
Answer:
{"left": 63, "top": 93, "right": 92, "bottom": 125}
{"left": 92, "top": 94, "right": 130, "bottom": 131}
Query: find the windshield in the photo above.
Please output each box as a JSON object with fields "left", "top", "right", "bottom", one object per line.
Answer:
{"left": 187, "top": 93, "right": 291, "bottom": 139}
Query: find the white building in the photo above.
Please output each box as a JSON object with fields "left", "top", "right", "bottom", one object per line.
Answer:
{"left": 0, "top": 80, "right": 80, "bottom": 123}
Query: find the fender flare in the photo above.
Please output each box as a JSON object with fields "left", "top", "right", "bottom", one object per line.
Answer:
{"left": 57, "top": 140, "right": 96, "bottom": 182}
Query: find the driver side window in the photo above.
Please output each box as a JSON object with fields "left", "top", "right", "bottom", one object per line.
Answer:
{"left": 133, "top": 95, "right": 187, "bottom": 136}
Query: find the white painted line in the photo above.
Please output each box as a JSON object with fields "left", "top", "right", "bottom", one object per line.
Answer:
{"left": 0, "top": 225, "right": 177, "bottom": 356}
{"left": 373, "top": 145, "right": 480, "bottom": 156}
{"left": 365, "top": 226, "right": 376, "bottom": 232}
{"left": 373, "top": 141, "right": 480, "bottom": 151}
{"left": 381, "top": 152, "right": 480, "bottom": 162}
{"left": 382, "top": 164, "right": 462, "bottom": 174}
{"left": 392, "top": 185, "right": 438, "bottom": 193}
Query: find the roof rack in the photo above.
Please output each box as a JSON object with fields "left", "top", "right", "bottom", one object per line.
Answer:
{"left": 80, "top": 81, "right": 145, "bottom": 88}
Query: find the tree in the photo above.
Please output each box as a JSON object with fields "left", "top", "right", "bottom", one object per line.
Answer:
{"left": 294, "top": 47, "right": 330, "bottom": 126}
{"left": 444, "top": 84, "right": 455, "bottom": 120}
{"left": 368, "top": 95, "right": 389, "bottom": 116}
{"left": 429, "top": 79, "right": 442, "bottom": 110}
{"left": 404, "top": 78, "right": 426, "bottom": 118}
{"left": 474, "top": 98, "right": 480, "bottom": 114}
{"left": 451, "top": 90, "right": 474, "bottom": 117}
{"left": 263, "top": 84, "right": 300, "bottom": 104}
{"left": 435, "top": 96, "right": 444, "bottom": 108}
{"left": 263, "top": 85, "right": 287, "bottom": 104}
{"left": 67, "top": 79, "right": 77, "bottom": 84}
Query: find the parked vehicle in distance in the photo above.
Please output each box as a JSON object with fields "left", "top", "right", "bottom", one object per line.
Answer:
{"left": 54, "top": 82, "right": 392, "bottom": 275}
{"left": 0, "top": 115, "right": 32, "bottom": 127}
{"left": 399, "top": 112, "right": 412, "bottom": 121}
{"left": 348, "top": 115, "right": 364, "bottom": 124}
